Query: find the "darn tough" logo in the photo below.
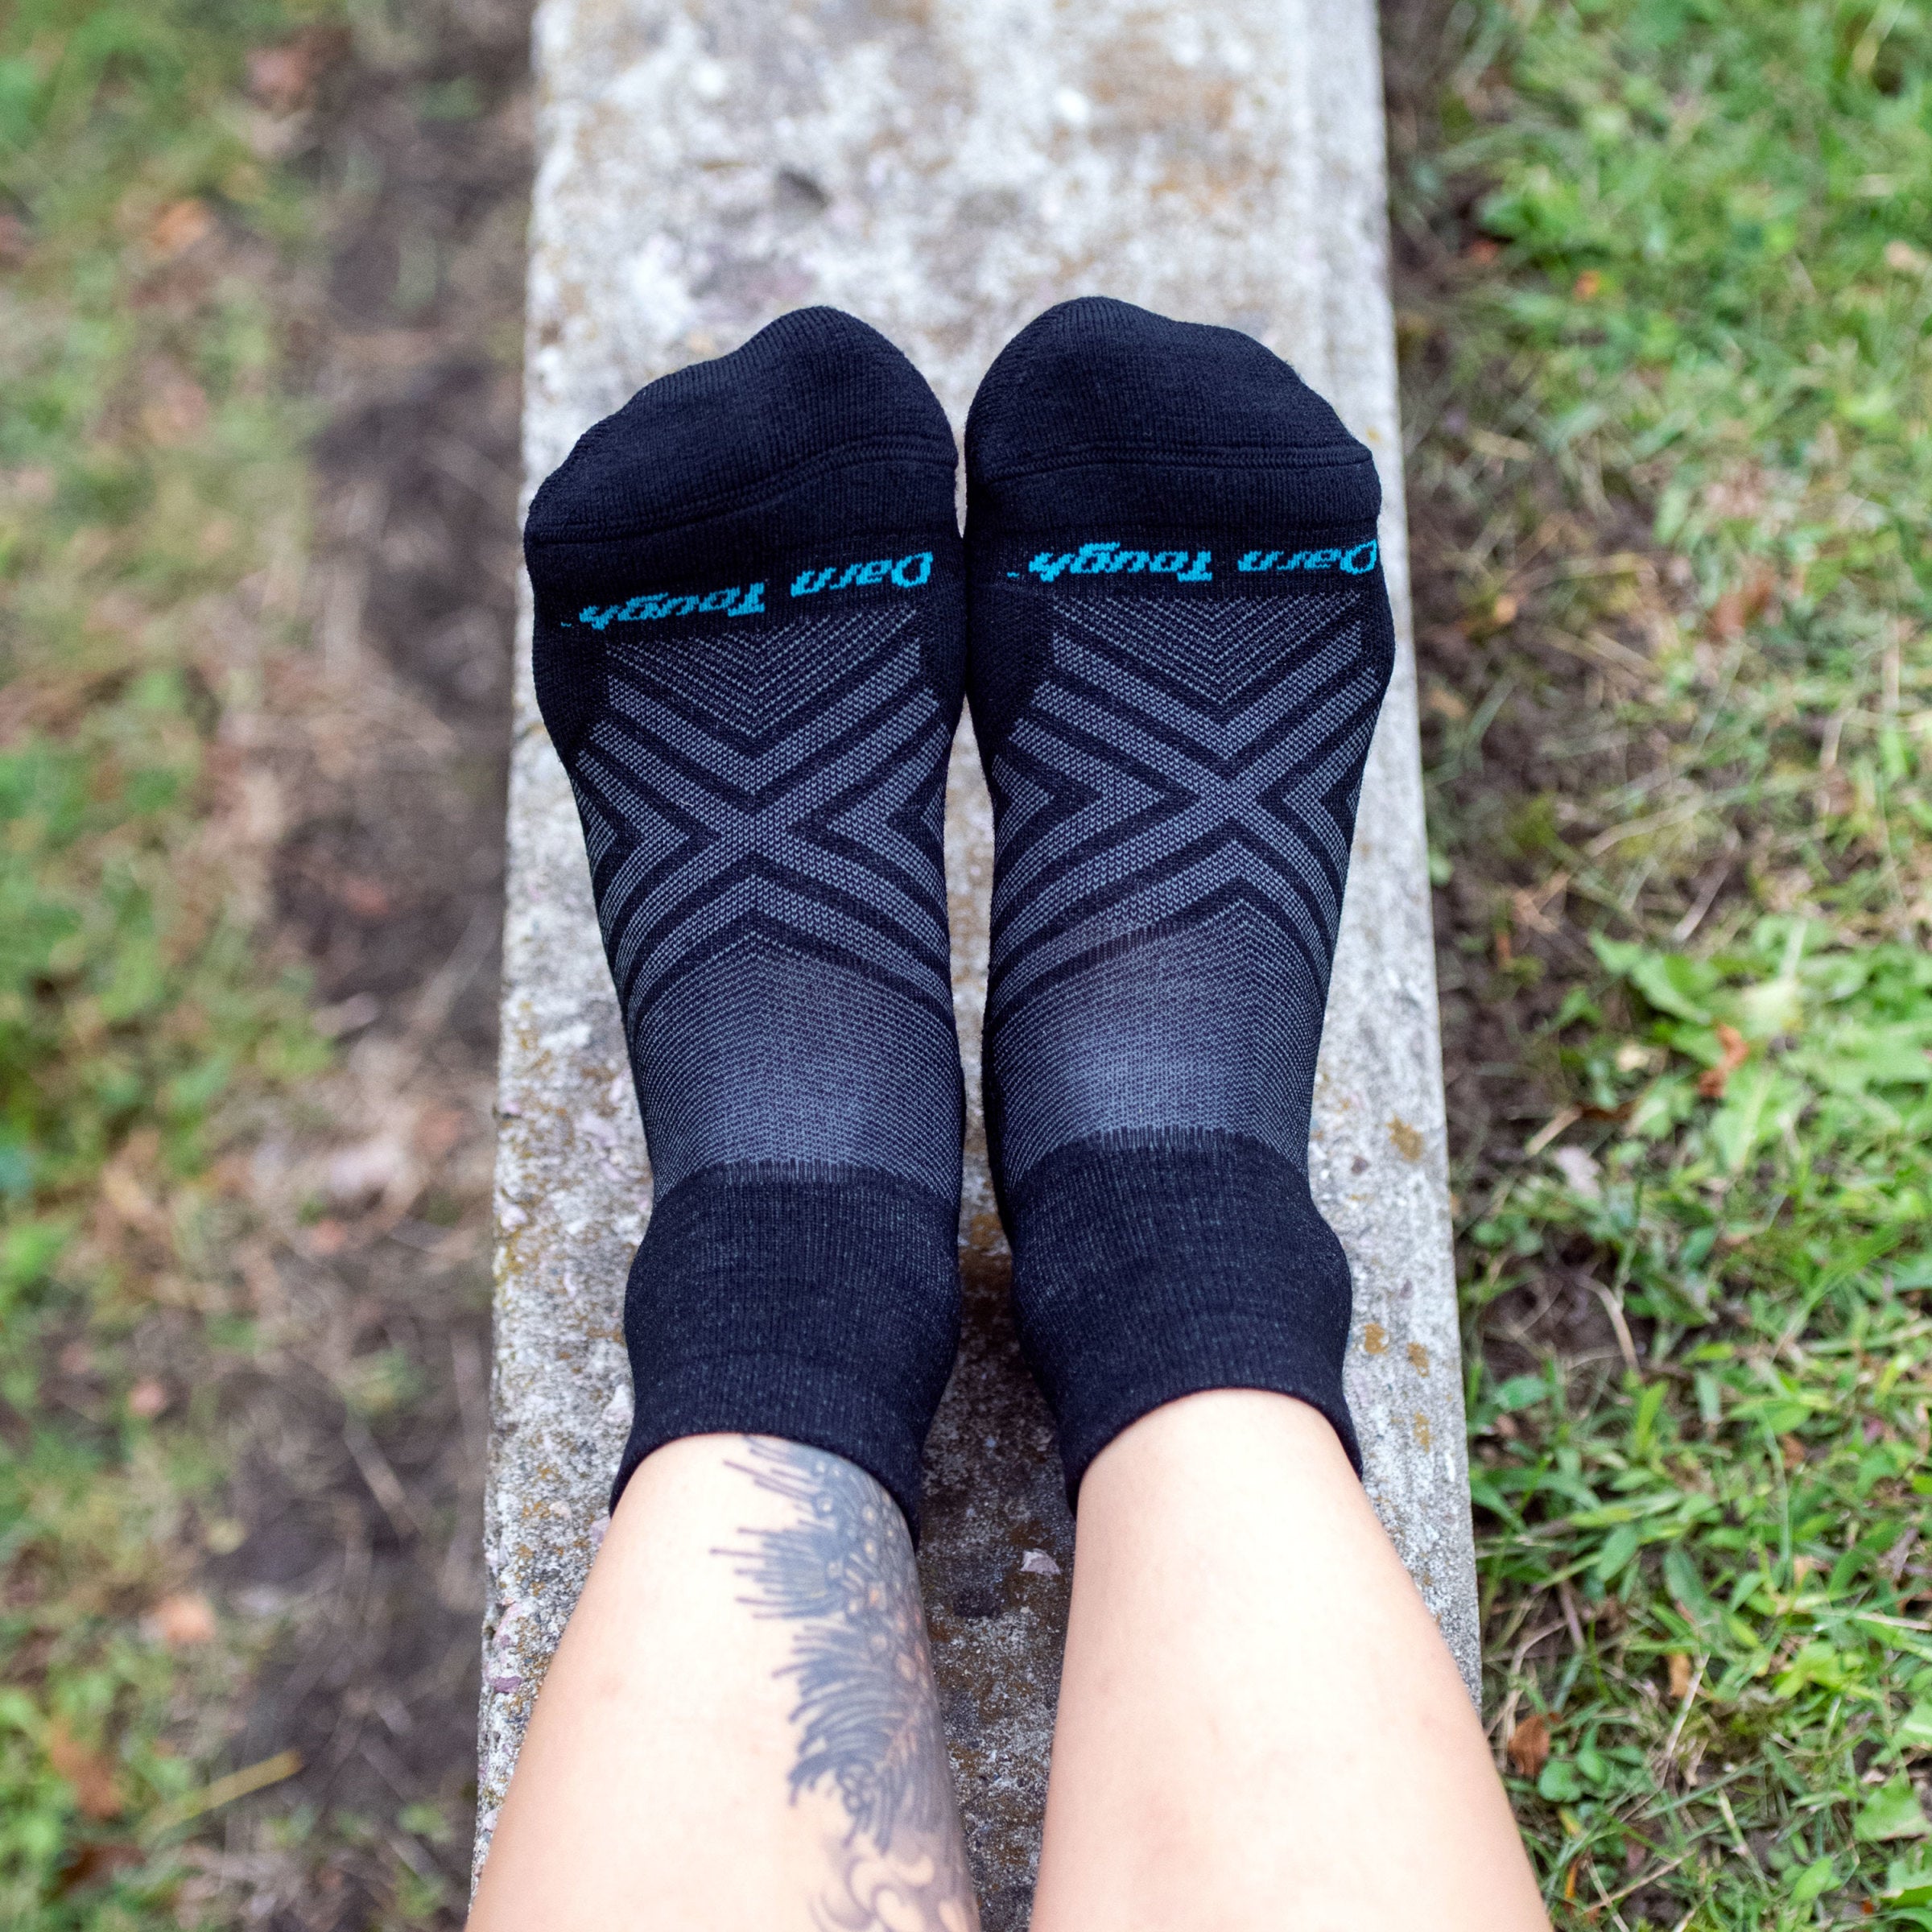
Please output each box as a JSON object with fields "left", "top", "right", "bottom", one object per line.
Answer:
{"left": 577, "top": 583, "right": 766, "bottom": 628}
{"left": 1018, "top": 539, "right": 1381, "bottom": 584}
{"left": 790, "top": 551, "right": 934, "bottom": 596}
{"left": 1027, "top": 544, "right": 1212, "bottom": 581}
{"left": 1238, "top": 540, "right": 1379, "bottom": 574}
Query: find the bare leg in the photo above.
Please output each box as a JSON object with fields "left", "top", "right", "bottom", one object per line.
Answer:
{"left": 468, "top": 1435, "right": 976, "bottom": 1932}
{"left": 1030, "top": 1390, "right": 1547, "bottom": 1932}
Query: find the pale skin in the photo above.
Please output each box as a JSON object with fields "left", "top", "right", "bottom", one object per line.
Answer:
{"left": 469, "top": 1389, "right": 1550, "bottom": 1932}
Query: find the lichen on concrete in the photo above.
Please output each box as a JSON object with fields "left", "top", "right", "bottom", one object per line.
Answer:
{"left": 485, "top": 0, "right": 1478, "bottom": 1913}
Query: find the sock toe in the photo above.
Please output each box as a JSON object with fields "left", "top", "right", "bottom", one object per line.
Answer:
{"left": 527, "top": 306, "right": 959, "bottom": 579}
{"left": 965, "top": 295, "right": 1381, "bottom": 530}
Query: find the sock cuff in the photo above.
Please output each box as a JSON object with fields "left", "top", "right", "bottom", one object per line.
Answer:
{"left": 1002, "top": 1129, "right": 1360, "bottom": 1505}
{"left": 614, "top": 1163, "right": 962, "bottom": 1537}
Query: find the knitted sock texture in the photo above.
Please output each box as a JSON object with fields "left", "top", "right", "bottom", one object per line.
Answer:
{"left": 523, "top": 308, "right": 966, "bottom": 1534}
{"left": 964, "top": 296, "right": 1396, "bottom": 1501}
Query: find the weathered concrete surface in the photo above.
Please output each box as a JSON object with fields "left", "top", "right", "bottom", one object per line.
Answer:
{"left": 483, "top": 0, "right": 1478, "bottom": 1913}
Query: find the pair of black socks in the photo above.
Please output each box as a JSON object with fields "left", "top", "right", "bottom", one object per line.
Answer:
{"left": 523, "top": 299, "right": 1394, "bottom": 1534}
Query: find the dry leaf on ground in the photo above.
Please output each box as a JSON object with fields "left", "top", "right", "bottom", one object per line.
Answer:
{"left": 148, "top": 1591, "right": 217, "bottom": 1649}
{"left": 46, "top": 1722, "right": 125, "bottom": 1820}
{"left": 1551, "top": 1146, "right": 1604, "bottom": 1201}
{"left": 246, "top": 27, "right": 345, "bottom": 112}
{"left": 1508, "top": 1711, "right": 1552, "bottom": 1777}
{"left": 1697, "top": 1022, "right": 1752, "bottom": 1099}
{"left": 126, "top": 1378, "right": 168, "bottom": 1419}
{"left": 148, "top": 197, "right": 213, "bottom": 258}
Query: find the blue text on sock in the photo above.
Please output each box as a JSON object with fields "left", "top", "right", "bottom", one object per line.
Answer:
{"left": 576, "top": 580, "right": 767, "bottom": 629}
{"left": 790, "top": 551, "right": 934, "bottom": 597}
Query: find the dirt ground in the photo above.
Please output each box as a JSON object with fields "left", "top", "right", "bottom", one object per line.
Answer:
{"left": 196, "top": 2, "right": 533, "bottom": 1921}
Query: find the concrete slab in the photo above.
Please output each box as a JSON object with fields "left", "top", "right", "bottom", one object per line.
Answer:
{"left": 482, "top": 0, "right": 1478, "bottom": 1913}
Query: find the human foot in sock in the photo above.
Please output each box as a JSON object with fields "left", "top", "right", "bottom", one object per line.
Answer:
{"left": 964, "top": 296, "right": 1394, "bottom": 1501}
{"left": 523, "top": 308, "right": 966, "bottom": 1534}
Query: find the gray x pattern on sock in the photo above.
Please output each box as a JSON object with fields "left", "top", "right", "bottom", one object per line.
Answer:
{"left": 985, "top": 589, "right": 1386, "bottom": 1189}
{"left": 565, "top": 603, "right": 960, "bottom": 1199}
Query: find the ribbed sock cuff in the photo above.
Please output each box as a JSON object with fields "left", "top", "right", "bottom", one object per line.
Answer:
{"left": 1004, "top": 1129, "right": 1359, "bottom": 1505}
{"left": 611, "top": 1163, "right": 961, "bottom": 1538}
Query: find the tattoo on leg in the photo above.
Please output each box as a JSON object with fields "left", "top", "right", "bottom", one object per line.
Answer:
{"left": 719, "top": 1438, "right": 979, "bottom": 1932}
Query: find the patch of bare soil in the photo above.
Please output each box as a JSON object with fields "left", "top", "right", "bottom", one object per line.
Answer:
{"left": 187, "top": 3, "right": 532, "bottom": 1922}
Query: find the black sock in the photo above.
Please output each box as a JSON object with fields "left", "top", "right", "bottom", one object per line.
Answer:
{"left": 523, "top": 308, "right": 967, "bottom": 1534}
{"left": 964, "top": 297, "right": 1395, "bottom": 1501}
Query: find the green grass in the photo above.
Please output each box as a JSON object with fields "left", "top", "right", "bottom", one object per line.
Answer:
{"left": 1397, "top": 0, "right": 1932, "bottom": 1923}
{"left": 0, "top": 2, "right": 337, "bottom": 1922}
